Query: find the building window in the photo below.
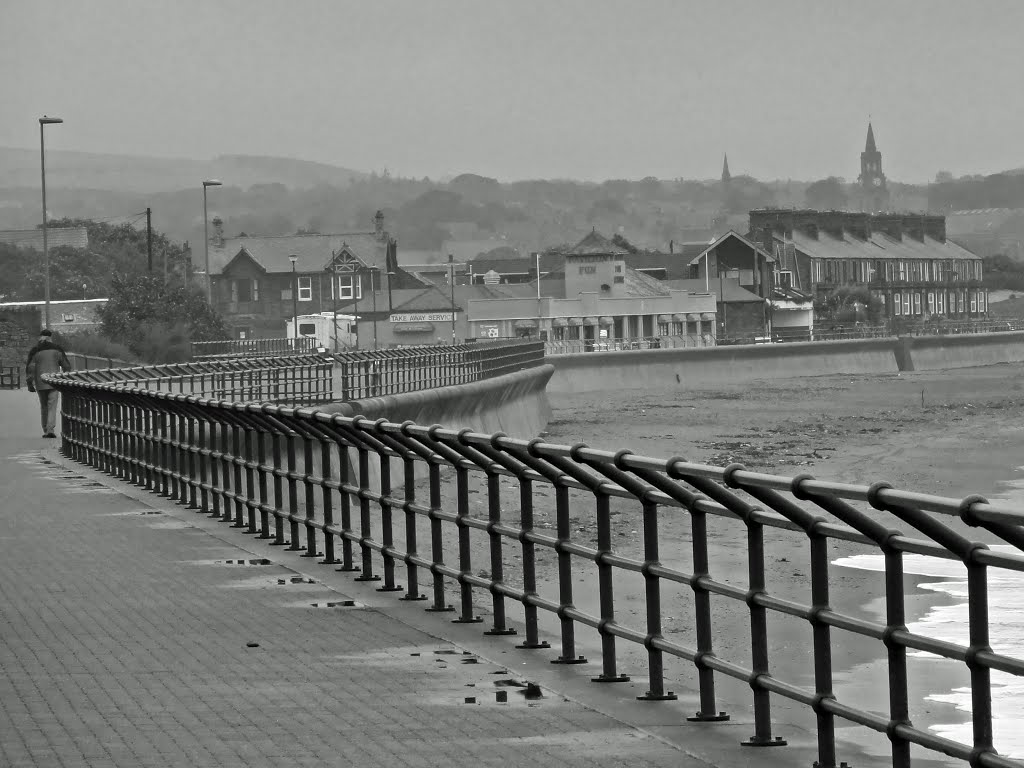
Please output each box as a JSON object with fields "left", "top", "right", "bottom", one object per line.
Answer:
{"left": 777, "top": 271, "right": 793, "bottom": 288}
{"left": 298, "top": 276, "right": 312, "bottom": 301}
{"left": 579, "top": 266, "right": 597, "bottom": 275}
{"left": 233, "top": 279, "right": 259, "bottom": 303}
{"left": 898, "top": 262, "right": 907, "bottom": 282}
{"left": 913, "top": 293, "right": 922, "bottom": 315}
{"left": 613, "top": 276, "right": 624, "bottom": 284}
{"left": 614, "top": 264, "right": 623, "bottom": 273}
{"left": 894, "top": 293, "right": 902, "bottom": 315}
{"left": 332, "top": 274, "right": 362, "bottom": 300}
{"left": 936, "top": 292, "right": 944, "bottom": 314}
{"left": 927, "top": 292, "right": 935, "bottom": 314}
{"left": 980, "top": 292, "right": 987, "bottom": 312}
{"left": 970, "top": 294, "right": 978, "bottom": 313}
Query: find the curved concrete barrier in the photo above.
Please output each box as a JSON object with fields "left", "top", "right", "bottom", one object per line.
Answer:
{"left": 547, "top": 339, "right": 901, "bottom": 394}
{"left": 320, "top": 363, "right": 554, "bottom": 438}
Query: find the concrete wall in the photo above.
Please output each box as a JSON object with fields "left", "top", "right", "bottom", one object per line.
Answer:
{"left": 547, "top": 331, "right": 1024, "bottom": 394}
{"left": 321, "top": 363, "right": 554, "bottom": 437}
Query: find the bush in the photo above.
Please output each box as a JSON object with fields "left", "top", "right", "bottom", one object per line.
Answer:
{"left": 131, "top": 321, "right": 191, "bottom": 364}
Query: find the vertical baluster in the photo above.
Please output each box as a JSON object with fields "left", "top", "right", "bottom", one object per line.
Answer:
{"left": 425, "top": 462, "right": 453, "bottom": 613}
{"left": 336, "top": 442, "right": 358, "bottom": 571}
{"left": 377, "top": 451, "right": 402, "bottom": 591}
{"left": 353, "top": 445, "right": 380, "bottom": 582}
{"left": 320, "top": 437, "right": 338, "bottom": 561}
{"left": 516, "top": 476, "right": 549, "bottom": 649}
{"left": 742, "top": 517, "right": 786, "bottom": 747}
{"left": 687, "top": 502, "right": 728, "bottom": 721}
{"left": 966, "top": 561, "right": 995, "bottom": 761}
{"left": 551, "top": 484, "right": 586, "bottom": 664}
{"left": 592, "top": 493, "right": 628, "bottom": 681}
{"left": 270, "top": 431, "right": 287, "bottom": 545}
{"left": 637, "top": 500, "right": 675, "bottom": 700}
{"left": 400, "top": 454, "right": 426, "bottom": 601}
{"left": 885, "top": 549, "right": 911, "bottom": 768}
{"left": 244, "top": 427, "right": 257, "bottom": 533}
{"left": 452, "top": 465, "right": 481, "bottom": 624}
{"left": 484, "top": 471, "right": 516, "bottom": 636}
{"left": 301, "top": 436, "right": 319, "bottom": 557}
{"left": 286, "top": 431, "right": 302, "bottom": 549}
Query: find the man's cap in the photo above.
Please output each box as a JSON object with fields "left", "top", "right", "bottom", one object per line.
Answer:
{"left": 40, "top": 329, "right": 52, "bottom": 337}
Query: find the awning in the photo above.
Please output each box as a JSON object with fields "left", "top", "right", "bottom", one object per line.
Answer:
{"left": 394, "top": 322, "right": 435, "bottom": 334}
{"left": 583, "top": 317, "right": 599, "bottom": 326}
{"left": 657, "top": 314, "right": 672, "bottom": 324}
{"left": 672, "top": 313, "right": 687, "bottom": 322}
{"left": 686, "top": 313, "right": 701, "bottom": 322}
{"left": 700, "top": 313, "right": 715, "bottom": 321}
{"left": 567, "top": 317, "right": 583, "bottom": 326}
{"left": 513, "top": 319, "right": 538, "bottom": 330}
{"left": 552, "top": 317, "right": 568, "bottom": 328}
{"left": 599, "top": 316, "right": 614, "bottom": 326}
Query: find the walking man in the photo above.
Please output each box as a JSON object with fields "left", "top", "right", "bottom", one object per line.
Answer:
{"left": 26, "top": 329, "right": 71, "bottom": 438}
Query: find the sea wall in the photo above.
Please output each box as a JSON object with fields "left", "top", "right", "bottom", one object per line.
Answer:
{"left": 547, "top": 333, "right": 1024, "bottom": 395}
{"left": 547, "top": 338, "right": 902, "bottom": 394}
{"left": 319, "top": 363, "right": 554, "bottom": 437}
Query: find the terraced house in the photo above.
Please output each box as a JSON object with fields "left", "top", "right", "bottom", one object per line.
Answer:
{"left": 748, "top": 209, "right": 986, "bottom": 321}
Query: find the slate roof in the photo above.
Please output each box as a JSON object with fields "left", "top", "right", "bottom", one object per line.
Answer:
{"left": 209, "top": 232, "right": 388, "bottom": 274}
{"left": 567, "top": 229, "right": 629, "bottom": 256}
{"left": 0, "top": 227, "right": 89, "bottom": 250}
{"left": 785, "top": 230, "right": 980, "bottom": 262}
{"left": 665, "top": 278, "right": 763, "bottom": 303}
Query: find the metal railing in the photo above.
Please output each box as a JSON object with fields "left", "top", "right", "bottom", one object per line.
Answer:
{"left": 65, "top": 355, "right": 333, "bottom": 406}
{"left": 65, "top": 351, "right": 136, "bottom": 370}
{"left": 191, "top": 337, "right": 320, "bottom": 360}
{"left": 545, "top": 335, "right": 714, "bottom": 355}
{"left": 48, "top": 362, "right": 1024, "bottom": 768}
{"left": 333, "top": 339, "right": 545, "bottom": 401}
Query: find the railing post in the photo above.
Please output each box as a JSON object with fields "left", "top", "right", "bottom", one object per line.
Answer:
{"left": 424, "top": 461, "right": 453, "bottom": 613}
{"left": 687, "top": 499, "right": 728, "bottom": 721}
{"left": 376, "top": 443, "right": 402, "bottom": 592}
{"left": 452, "top": 464, "right": 482, "bottom": 624}
{"left": 353, "top": 442, "right": 380, "bottom": 583}
{"left": 399, "top": 437, "right": 426, "bottom": 601}
{"left": 592, "top": 493, "right": 628, "bottom": 682}
{"left": 483, "top": 469, "right": 516, "bottom": 636}
{"left": 320, "top": 435, "right": 339, "bottom": 562}
{"left": 243, "top": 425, "right": 258, "bottom": 534}
{"left": 300, "top": 435, "right": 320, "bottom": 557}
{"left": 231, "top": 422, "right": 246, "bottom": 527}
{"left": 516, "top": 475, "right": 549, "bottom": 649}
{"left": 636, "top": 500, "right": 676, "bottom": 701}
{"left": 286, "top": 430, "right": 302, "bottom": 550}
{"left": 551, "top": 483, "right": 586, "bottom": 664}
{"left": 256, "top": 427, "right": 272, "bottom": 538}
{"left": 270, "top": 431, "right": 287, "bottom": 545}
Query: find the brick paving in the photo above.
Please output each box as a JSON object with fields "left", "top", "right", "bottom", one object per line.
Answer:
{"left": 0, "top": 390, "right": 744, "bottom": 768}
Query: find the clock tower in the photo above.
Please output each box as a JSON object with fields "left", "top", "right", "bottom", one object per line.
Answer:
{"left": 858, "top": 122, "right": 889, "bottom": 212}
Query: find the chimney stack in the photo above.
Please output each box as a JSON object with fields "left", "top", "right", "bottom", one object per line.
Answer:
{"left": 374, "top": 210, "right": 385, "bottom": 239}
{"left": 212, "top": 216, "right": 225, "bottom": 247}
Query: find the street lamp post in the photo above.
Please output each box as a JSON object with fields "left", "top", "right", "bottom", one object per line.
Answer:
{"left": 202, "top": 180, "right": 222, "bottom": 303}
{"left": 289, "top": 256, "right": 298, "bottom": 348}
{"left": 448, "top": 254, "right": 457, "bottom": 345}
{"left": 353, "top": 271, "right": 360, "bottom": 350}
{"left": 39, "top": 116, "right": 63, "bottom": 329}
{"left": 370, "top": 267, "right": 379, "bottom": 350}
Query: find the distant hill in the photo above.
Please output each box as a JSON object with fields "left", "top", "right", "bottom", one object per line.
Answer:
{"left": 0, "top": 147, "right": 368, "bottom": 194}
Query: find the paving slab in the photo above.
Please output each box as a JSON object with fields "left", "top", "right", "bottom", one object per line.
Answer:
{"left": 0, "top": 390, "right": 820, "bottom": 767}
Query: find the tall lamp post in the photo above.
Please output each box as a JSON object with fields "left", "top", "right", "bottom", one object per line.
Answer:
{"left": 369, "top": 267, "right": 380, "bottom": 350}
{"left": 39, "top": 116, "right": 63, "bottom": 329}
{"left": 448, "top": 254, "right": 457, "bottom": 345}
{"left": 202, "top": 180, "right": 222, "bottom": 302}
{"left": 289, "top": 256, "right": 298, "bottom": 348}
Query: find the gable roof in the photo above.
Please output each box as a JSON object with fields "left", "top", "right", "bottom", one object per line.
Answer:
{"left": 209, "top": 232, "right": 388, "bottom": 274}
{"left": 686, "top": 230, "right": 775, "bottom": 265}
{"left": 568, "top": 229, "right": 629, "bottom": 256}
{"left": 0, "top": 227, "right": 89, "bottom": 250}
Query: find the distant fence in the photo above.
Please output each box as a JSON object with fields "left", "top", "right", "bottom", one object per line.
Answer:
{"left": 191, "top": 337, "right": 319, "bottom": 360}
{"left": 66, "top": 352, "right": 136, "bottom": 371}
{"left": 49, "top": 356, "right": 1024, "bottom": 768}
{"left": 333, "top": 339, "right": 545, "bottom": 401}
{"left": 64, "top": 355, "right": 333, "bottom": 406}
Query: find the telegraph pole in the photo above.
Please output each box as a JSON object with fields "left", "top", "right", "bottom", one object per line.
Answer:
{"left": 146, "top": 207, "right": 153, "bottom": 272}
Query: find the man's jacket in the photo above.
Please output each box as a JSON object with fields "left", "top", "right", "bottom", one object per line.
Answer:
{"left": 25, "top": 341, "right": 71, "bottom": 391}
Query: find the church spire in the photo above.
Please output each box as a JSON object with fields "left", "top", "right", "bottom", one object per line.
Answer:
{"left": 865, "top": 122, "right": 877, "bottom": 153}
{"left": 721, "top": 153, "right": 731, "bottom": 183}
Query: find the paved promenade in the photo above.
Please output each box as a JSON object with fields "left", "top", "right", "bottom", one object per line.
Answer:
{"left": 0, "top": 390, "right": 808, "bottom": 768}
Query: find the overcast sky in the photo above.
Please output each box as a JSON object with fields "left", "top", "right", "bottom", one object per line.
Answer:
{"left": 2, "top": 0, "right": 1022, "bottom": 184}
